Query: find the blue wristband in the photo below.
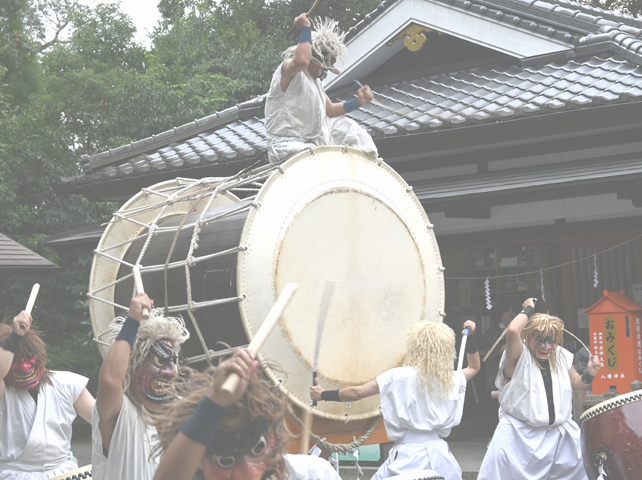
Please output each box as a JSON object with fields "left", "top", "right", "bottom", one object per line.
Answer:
{"left": 181, "top": 396, "right": 229, "bottom": 445}
{"left": 299, "top": 26, "right": 311, "bottom": 44}
{"left": 115, "top": 316, "right": 140, "bottom": 347}
{"left": 343, "top": 98, "right": 360, "bottom": 113}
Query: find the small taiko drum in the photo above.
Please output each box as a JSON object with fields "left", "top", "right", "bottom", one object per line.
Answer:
{"left": 579, "top": 390, "right": 642, "bottom": 480}
{"left": 49, "top": 465, "right": 92, "bottom": 479}
{"left": 89, "top": 146, "right": 444, "bottom": 423}
{"left": 388, "top": 471, "right": 444, "bottom": 480}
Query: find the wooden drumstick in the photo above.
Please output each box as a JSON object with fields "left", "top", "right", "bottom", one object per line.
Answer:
{"left": 25, "top": 283, "right": 40, "bottom": 316}
{"left": 220, "top": 282, "right": 298, "bottom": 398}
{"left": 457, "top": 327, "right": 470, "bottom": 371}
{"left": 482, "top": 329, "right": 507, "bottom": 362}
{"left": 483, "top": 298, "right": 537, "bottom": 362}
{"left": 131, "top": 266, "right": 150, "bottom": 320}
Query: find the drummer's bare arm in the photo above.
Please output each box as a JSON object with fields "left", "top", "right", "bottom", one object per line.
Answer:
{"left": 503, "top": 298, "right": 536, "bottom": 383}
{"left": 569, "top": 354, "right": 602, "bottom": 390}
{"left": 281, "top": 13, "right": 312, "bottom": 93}
{"left": 97, "top": 293, "right": 151, "bottom": 451}
{"left": 462, "top": 320, "right": 481, "bottom": 382}
{"left": 0, "top": 311, "right": 32, "bottom": 399}
{"left": 74, "top": 388, "right": 95, "bottom": 423}
{"left": 325, "top": 87, "right": 374, "bottom": 117}
{"left": 310, "top": 378, "right": 379, "bottom": 402}
{"left": 154, "top": 350, "right": 257, "bottom": 480}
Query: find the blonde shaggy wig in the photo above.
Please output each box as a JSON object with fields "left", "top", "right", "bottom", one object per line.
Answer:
{"left": 521, "top": 313, "right": 564, "bottom": 373}
{"left": 103, "top": 309, "right": 189, "bottom": 409}
{"left": 403, "top": 321, "right": 456, "bottom": 399}
{"left": 152, "top": 366, "right": 290, "bottom": 479}
{"left": 282, "top": 17, "right": 347, "bottom": 64}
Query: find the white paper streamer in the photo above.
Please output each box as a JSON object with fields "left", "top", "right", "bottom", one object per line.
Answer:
{"left": 308, "top": 437, "right": 326, "bottom": 457}
{"left": 540, "top": 269, "right": 546, "bottom": 302}
{"left": 485, "top": 277, "right": 492, "bottom": 310}
{"left": 593, "top": 255, "right": 599, "bottom": 289}
{"left": 329, "top": 453, "right": 340, "bottom": 474}
{"left": 352, "top": 437, "right": 363, "bottom": 479}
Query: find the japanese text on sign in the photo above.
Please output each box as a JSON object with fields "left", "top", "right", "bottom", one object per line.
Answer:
{"left": 604, "top": 316, "right": 618, "bottom": 370}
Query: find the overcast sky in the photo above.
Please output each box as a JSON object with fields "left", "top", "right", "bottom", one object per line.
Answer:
{"left": 79, "top": 0, "right": 161, "bottom": 47}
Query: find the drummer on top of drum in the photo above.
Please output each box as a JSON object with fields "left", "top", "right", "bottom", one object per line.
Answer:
{"left": 264, "top": 14, "right": 379, "bottom": 163}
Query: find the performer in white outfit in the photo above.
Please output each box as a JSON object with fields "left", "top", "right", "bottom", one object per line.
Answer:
{"left": 311, "top": 320, "right": 481, "bottom": 480}
{"left": 152, "top": 349, "right": 340, "bottom": 480}
{"left": 264, "top": 13, "right": 378, "bottom": 163}
{"left": 478, "top": 298, "right": 602, "bottom": 480}
{"left": 0, "top": 311, "right": 94, "bottom": 480}
{"left": 92, "top": 293, "right": 189, "bottom": 480}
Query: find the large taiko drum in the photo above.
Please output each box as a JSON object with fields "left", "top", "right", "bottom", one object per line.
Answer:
{"left": 89, "top": 146, "right": 444, "bottom": 422}
{"left": 579, "top": 390, "right": 642, "bottom": 479}
{"left": 49, "top": 465, "right": 92, "bottom": 479}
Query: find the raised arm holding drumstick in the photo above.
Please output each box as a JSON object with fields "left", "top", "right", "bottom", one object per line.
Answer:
{"left": 478, "top": 298, "right": 601, "bottom": 480}
{"left": 0, "top": 284, "right": 95, "bottom": 479}
{"left": 311, "top": 320, "right": 480, "bottom": 480}
{"left": 152, "top": 283, "right": 341, "bottom": 480}
{"left": 92, "top": 267, "right": 190, "bottom": 480}
{"left": 265, "top": 14, "right": 378, "bottom": 164}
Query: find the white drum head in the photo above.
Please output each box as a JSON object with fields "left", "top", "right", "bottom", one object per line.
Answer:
{"left": 89, "top": 179, "right": 239, "bottom": 356}
{"left": 238, "top": 146, "right": 444, "bottom": 421}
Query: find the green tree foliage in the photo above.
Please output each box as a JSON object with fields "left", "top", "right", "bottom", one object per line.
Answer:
{"left": 0, "top": 0, "right": 40, "bottom": 104}
{"left": 153, "top": 0, "right": 383, "bottom": 104}
{"left": 0, "top": 0, "right": 408, "bottom": 392}
{"left": 587, "top": 0, "right": 642, "bottom": 18}
{"left": 0, "top": 1, "right": 243, "bottom": 391}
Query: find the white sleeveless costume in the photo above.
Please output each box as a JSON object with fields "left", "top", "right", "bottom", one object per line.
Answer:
{"left": 265, "top": 62, "right": 378, "bottom": 163}
{"left": 477, "top": 346, "right": 588, "bottom": 480}
{"left": 0, "top": 371, "right": 88, "bottom": 480}
{"left": 373, "top": 367, "right": 467, "bottom": 480}
{"left": 91, "top": 395, "right": 159, "bottom": 480}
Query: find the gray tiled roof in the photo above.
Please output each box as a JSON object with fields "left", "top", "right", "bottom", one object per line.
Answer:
{"left": 344, "top": 55, "right": 642, "bottom": 137}
{"left": 347, "top": 0, "right": 642, "bottom": 56}
{"left": 413, "top": 153, "right": 642, "bottom": 203}
{"left": 63, "top": 0, "right": 642, "bottom": 187}
{"left": 60, "top": 53, "right": 642, "bottom": 186}
{"left": 0, "top": 233, "right": 58, "bottom": 273}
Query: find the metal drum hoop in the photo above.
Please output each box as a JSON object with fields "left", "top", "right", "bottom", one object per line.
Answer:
{"left": 237, "top": 146, "right": 444, "bottom": 421}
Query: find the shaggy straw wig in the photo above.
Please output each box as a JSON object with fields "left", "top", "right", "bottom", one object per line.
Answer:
{"left": 103, "top": 309, "right": 189, "bottom": 409}
{"left": 152, "top": 367, "right": 290, "bottom": 479}
{"left": 283, "top": 17, "right": 347, "bottom": 64}
{"left": 521, "top": 313, "right": 564, "bottom": 373}
{"left": 403, "top": 321, "right": 456, "bottom": 399}
{"left": 0, "top": 323, "right": 52, "bottom": 386}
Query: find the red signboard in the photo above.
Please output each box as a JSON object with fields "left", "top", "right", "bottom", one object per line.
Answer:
{"left": 584, "top": 290, "right": 642, "bottom": 394}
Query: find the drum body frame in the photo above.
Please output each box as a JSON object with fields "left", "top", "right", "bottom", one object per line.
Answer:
{"left": 580, "top": 390, "right": 642, "bottom": 480}
{"left": 89, "top": 146, "right": 445, "bottom": 424}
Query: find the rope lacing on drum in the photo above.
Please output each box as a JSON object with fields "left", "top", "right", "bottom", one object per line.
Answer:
{"left": 174, "top": 160, "right": 277, "bottom": 366}
{"left": 89, "top": 159, "right": 278, "bottom": 365}
{"left": 289, "top": 409, "right": 382, "bottom": 455}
